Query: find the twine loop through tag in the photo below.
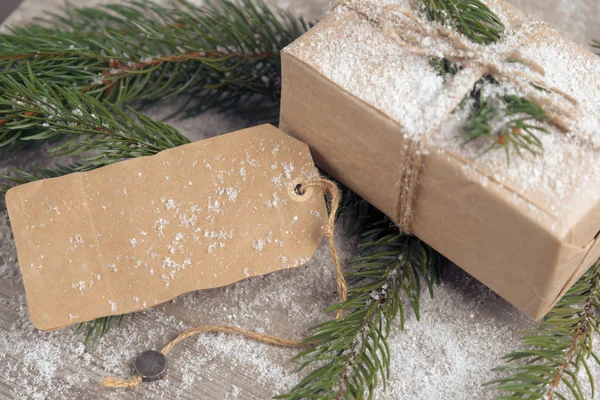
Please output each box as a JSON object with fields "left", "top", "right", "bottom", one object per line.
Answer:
{"left": 332, "top": 0, "right": 587, "bottom": 233}
{"left": 101, "top": 177, "right": 346, "bottom": 389}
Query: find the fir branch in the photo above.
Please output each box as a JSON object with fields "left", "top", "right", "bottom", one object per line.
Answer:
{"left": 0, "top": 73, "right": 190, "bottom": 195}
{"left": 419, "top": 0, "right": 504, "bottom": 79}
{"left": 418, "top": 0, "right": 505, "bottom": 44}
{"left": 73, "top": 314, "right": 134, "bottom": 349}
{"left": 280, "top": 215, "right": 442, "bottom": 399}
{"left": 0, "top": 73, "right": 192, "bottom": 344}
{"left": 490, "top": 261, "right": 600, "bottom": 399}
{"left": 593, "top": 40, "right": 600, "bottom": 54}
{"left": 430, "top": 57, "right": 461, "bottom": 78}
{"left": 420, "top": 0, "right": 549, "bottom": 162}
{"left": 460, "top": 78, "right": 547, "bottom": 162}
{"left": 0, "top": 163, "right": 94, "bottom": 195}
{"left": 0, "top": 0, "right": 308, "bottom": 150}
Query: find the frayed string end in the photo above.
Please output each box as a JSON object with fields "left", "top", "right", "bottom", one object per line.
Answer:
{"left": 100, "top": 375, "right": 142, "bottom": 389}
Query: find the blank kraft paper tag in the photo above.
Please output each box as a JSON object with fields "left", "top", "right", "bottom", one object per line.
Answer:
{"left": 6, "top": 124, "right": 327, "bottom": 331}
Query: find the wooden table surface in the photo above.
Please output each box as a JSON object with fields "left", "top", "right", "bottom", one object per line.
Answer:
{"left": 0, "top": 1, "right": 598, "bottom": 399}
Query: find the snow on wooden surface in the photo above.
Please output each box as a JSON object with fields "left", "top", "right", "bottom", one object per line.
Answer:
{"left": 0, "top": 0, "right": 598, "bottom": 399}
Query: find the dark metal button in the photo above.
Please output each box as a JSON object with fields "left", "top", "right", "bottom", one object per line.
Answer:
{"left": 134, "top": 350, "right": 167, "bottom": 381}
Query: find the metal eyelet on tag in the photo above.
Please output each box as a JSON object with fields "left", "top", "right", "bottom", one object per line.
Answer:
{"left": 288, "top": 179, "right": 314, "bottom": 203}
{"left": 134, "top": 350, "right": 167, "bottom": 381}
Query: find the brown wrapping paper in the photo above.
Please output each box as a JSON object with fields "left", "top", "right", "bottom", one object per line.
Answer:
{"left": 280, "top": 1, "right": 600, "bottom": 319}
{"left": 6, "top": 124, "right": 328, "bottom": 331}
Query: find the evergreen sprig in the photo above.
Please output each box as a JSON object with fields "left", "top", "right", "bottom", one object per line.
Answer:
{"left": 0, "top": 72, "right": 189, "bottom": 344}
{"left": 419, "top": 0, "right": 505, "bottom": 44}
{"left": 0, "top": 0, "right": 308, "bottom": 151}
{"left": 490, "top": 262, "right": 600, "bottom": 399}
{"left": 73, "top": 314, "right": 134, "bottom": 348}
{"left": 281, "top": 214, "right": 442, "bottom": 400}
{"left": 0, "top": 73, "right": 190, "bottom": 195}
{"left": 1, "top": 1, "right": 598, "bottom": 398}
{"left": 420, "top": 0, "right": 504, "bottom": 76}
{"left": 593, "top": 40, "right": 600, "bottom": 54}
{"left": 461, "top": 79, "right": 547, "bottom": 162}
{"left": 0, "top": 163, "right": 93, "bottom": 195}
{"left": 421, "top": 0, "right": 550, "bottom": 162}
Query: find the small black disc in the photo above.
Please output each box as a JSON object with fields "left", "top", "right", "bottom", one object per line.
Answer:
{"left": 134, "top": 350, "right": 167, "bottom": 381}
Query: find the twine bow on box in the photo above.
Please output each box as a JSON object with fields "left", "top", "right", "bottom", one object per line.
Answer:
{"left": 332, "top": 0, "right": 583, "bottom": 233}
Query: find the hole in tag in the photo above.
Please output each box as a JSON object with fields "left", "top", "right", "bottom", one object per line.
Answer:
{"left": 288, "top": 179, "right": 313, "bottom": 202}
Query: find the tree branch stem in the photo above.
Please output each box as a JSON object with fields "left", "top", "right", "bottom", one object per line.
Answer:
{"left": 544, "top": 271, "right": 600, "bottom": 399}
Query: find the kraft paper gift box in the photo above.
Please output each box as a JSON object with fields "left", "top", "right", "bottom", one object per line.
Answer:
{"left": 279, "top": 0, "right": 600, "bottom": 319}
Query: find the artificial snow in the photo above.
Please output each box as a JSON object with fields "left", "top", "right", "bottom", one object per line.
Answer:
{"left": 1, "top": 0, "right": 600, "bottom": 399}
{"left": 286, "top": 0, "right": 600, "bottom": 228}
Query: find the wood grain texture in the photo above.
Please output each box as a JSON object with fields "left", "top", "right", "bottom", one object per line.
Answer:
{"left": 0, "top": 1, "right": 598, "bottom": 400}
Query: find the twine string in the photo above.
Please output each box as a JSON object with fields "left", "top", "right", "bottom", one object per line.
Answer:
{"left": 332, "top": 0, "right": 583, "bottom": 233}
{"left": 373, "top": 3, "right": 579, "bottom": 127}
{"left": 101, "top": 177, "right": 346, "bottom": 389}
{"left": 301, "top": 178, "right": 347, "bottom": 318}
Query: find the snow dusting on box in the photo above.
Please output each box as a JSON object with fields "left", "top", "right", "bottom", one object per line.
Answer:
{"left": 286, "top": 0, "right": 600, "bottom": 234}
{"left": 285, "top": 0, "right": 448, "bottom": 139}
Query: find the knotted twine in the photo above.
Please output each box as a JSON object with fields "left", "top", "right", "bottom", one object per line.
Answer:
{"left": 333, "top": 0, "right": 581, "bottom": 233}
{"left": 101, "top": 178, "right": 346, "bottom": 389}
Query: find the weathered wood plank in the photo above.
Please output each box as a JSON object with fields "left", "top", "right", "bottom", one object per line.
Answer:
{"left": 0, "top": 1, "right": 598, "bottom": 400}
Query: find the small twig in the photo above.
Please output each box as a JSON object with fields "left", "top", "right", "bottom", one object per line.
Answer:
{"left": 101, "top": 50, "right": 275, "bottom": 94}
{"left": 545, "top": 272, "right": 599, "bottom": 399}
{"left": 493, "top": 262, "right": 600, "bottom": 399}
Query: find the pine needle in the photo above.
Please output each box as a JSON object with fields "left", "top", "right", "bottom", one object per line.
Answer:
{"left": 421, "top": 0, "right": 548, "bottom": 163}
{"left": 73, "top": 314, "right": 133, "bottom": 350}
{"left": 419, "top": 0, "right": 504, "bottom": 78}
{"left": 0, "top": 0, "right": 309, "bottom": 152}
{"left": 490, "top": 262, "right": 600, "bottom": 399}
{"left": 0, "top": 72, "right": 190, "bottom": 196}
{"left": 419, "top": 0, "right": 505, "bottom": 44}
{"left": 1, "top": 5, "right": 597, "bottom": 398}
{"left": 459, "top": 78, "right": 547, "bottom": 163}
{"left": 280, "top": 211, "right": 443, "bottom": 400}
